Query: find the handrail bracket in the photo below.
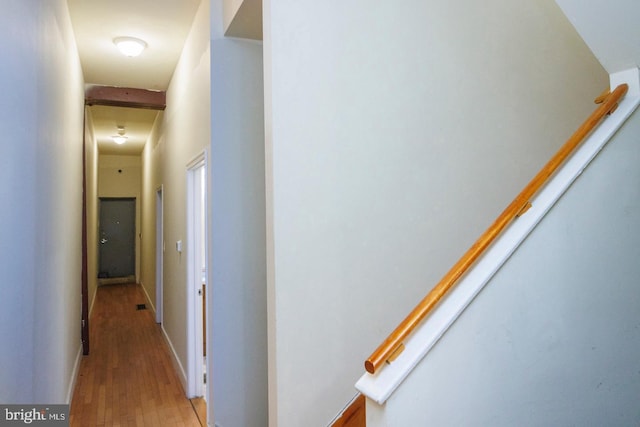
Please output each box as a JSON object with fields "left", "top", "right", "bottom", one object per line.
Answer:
{"left": 386, "top": 343, "right": 405, "bottom": 364}
{"left": 594, "top": 88, "right": 610, "bottom": 104}
{"left": 516, "top": 201, "right": 532, "bottom": 217}
{"left": 594, "top": 89, "right": 619, "bottom": 115}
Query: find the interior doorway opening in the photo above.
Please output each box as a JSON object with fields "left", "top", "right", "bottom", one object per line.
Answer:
{"left": 186, "top": 152, "right": 208, "bottom": 400}
{"left": 155, "top": 186, "right": 164, "bottom": 324}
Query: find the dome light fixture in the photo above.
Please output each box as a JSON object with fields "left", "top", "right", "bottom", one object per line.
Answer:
{"left": 112, "top": 135, "right": 128, "bottom": 145}
{"left": 112, "top": 126, "right": 128, "bottom": 145}
{"left": 114, "top": 36, "right": 147, "bottom": 57}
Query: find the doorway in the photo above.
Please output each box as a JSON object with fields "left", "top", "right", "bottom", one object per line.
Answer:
{"left": 155, "top": 187, "right": 164, "bottom": 324}
{"left": 186, "top": 153, "right": 208, "bottom": 399}
{"left": 98, "top": 198, "right": 136, "bottom": 281}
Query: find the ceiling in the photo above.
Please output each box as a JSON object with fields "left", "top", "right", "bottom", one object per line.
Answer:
{"left": 67, "top": 0, "right": 203, "bottom": 155}
{"left": 89, "top": 105, "right": 160, "bottom": 155}
{"left": 68, "top": 0, "right": 639, "bottom": 156}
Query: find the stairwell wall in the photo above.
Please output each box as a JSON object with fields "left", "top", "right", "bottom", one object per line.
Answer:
{"left": 367, "top": 104, "right": 640, "bottom": 427}
{"left": 263, "top": 0, "right": 608, "bottom": 425}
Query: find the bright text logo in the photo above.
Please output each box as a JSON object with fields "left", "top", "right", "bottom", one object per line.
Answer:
{"left": 0, "top": 405, "right": 68, "bottom": 426}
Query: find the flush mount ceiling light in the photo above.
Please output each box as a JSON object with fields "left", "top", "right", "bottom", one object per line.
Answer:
{"left": 112, "top": 126, "right": 128, "bottom": 145}
{"left": 113, "top": 36, "right": 147, "bottom": 57}
{"left": 112, "top": 135, "right": 128, "bottom": 144}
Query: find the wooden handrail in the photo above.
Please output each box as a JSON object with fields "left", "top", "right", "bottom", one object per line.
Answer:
{"left": 365, "top": 83, "right": 629, "bottom": 375}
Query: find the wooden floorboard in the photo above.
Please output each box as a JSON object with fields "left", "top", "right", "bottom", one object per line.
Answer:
{"left": 189, "top": 398, "right": 207, "bottom": 427}
{"left": 70, "top": 283, "right": 204, "bottom": 427}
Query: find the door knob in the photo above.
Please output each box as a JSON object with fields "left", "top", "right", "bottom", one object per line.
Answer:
{"left": 100, "top": 238, "right": 108, "bottom": 244}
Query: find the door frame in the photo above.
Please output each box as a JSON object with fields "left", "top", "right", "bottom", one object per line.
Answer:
{"left": 155, "top": 186, "right": 164, "bottom": 324}
{"left": 186, "top": 151, "right": 208, "bottom": 398}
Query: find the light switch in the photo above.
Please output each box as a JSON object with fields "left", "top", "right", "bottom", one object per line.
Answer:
{"left": 176, "top": 240, "right": 182, "bottom": 253}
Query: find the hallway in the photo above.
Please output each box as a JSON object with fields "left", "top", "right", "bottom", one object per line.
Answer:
{"left": 70, "top": 283, "right": 204, "bottom": 426}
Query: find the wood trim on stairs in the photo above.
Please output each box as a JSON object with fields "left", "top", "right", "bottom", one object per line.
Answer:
{"left": 331, "top": 394, "right": 365, "bottom": 427}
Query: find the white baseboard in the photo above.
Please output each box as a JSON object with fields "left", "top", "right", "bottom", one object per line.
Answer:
{"left": 97, "top": 275, "right": 136, "bottom": 286}
{"left": 139, "top": 281, "right": 157, "bottom": 317}
{"left": 140, "top": 282, "right": 185, "bottom": 390}
{"left": 88, "top": 288, "right": 97, "bottom": 317}
{"left": 161, "top": 325, "right": 188, "bottom": 393}
{"left": 70, "top": 284, "right": 98, "bottom": 405}
{"left": 66, "top": 344, "right": 83, "bottom": 404}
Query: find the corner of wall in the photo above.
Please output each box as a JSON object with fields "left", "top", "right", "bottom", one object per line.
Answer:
{"left": 222, "top": 0, "right": 243, "bottom": 33}
{"left": 139, "top": 280, "right": 158, "bottom": 316}
{"left": 610, "top": 68, "right": 640, "bottom": 96}
{"left": 223, "top": 0, "right": 262, "bottom": 41}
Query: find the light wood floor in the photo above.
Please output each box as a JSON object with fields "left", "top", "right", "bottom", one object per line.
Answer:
{"left": 70, "top": 283, "right": 205, "bottom": 427}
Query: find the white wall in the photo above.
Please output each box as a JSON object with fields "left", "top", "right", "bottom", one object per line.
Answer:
{"left": 32, "top": 0, "right": 85, "bottom": 403}
{"left": 263, "top": 0, "right": 608, "bottom": 424}
{"left": 0, "top": 0, "right": 85, "bottom": 403}
{"left": 209, "top": 1, "right": 268, "bottom": 425}
{"left": 98, "top": 154, "right": 142, "bottom": 280}
{"left": 0, "top": 0, "right": 40, "bottom": 403}
{"left": 368, "top": 106, "right": 640, "bottom": 426}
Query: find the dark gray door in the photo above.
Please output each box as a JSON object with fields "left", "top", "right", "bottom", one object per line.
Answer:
{"left": 99, "top": 198, "right": 135, "bottom": 278}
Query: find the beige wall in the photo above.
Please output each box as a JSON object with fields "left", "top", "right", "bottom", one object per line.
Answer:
{"left": 222, "top": 0, "right": 244, "bottom": 30}
{"left": 139, "top": 0, "right": 211, "bottom": 388}
{"left": 140, "top": 113, "right": 164, "bottom": 311}
{"left": 85, "top": 110, "right": 100, "bottom": 312}
{"left": 98, "top": 154, "right": 142, "bottom": 281}
{"left": 98, "top": 155, "right": 142, "bottom": 197}
{"left": 263, "top": 0, "right": 608, "bottom": 425}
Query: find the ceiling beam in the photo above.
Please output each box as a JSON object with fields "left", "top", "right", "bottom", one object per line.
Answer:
{"left": 85, "top": 85, "right": 166, "bottom": 110}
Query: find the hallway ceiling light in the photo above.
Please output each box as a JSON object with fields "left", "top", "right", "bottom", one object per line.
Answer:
{"left": 112, "top": 135, "right": 128, "bottom": 144}
{"left": 112, "top": 126, "right": 128, "bottom": 144}
{"left": 113, "top": 37, "right": 147, "bottom": 57}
